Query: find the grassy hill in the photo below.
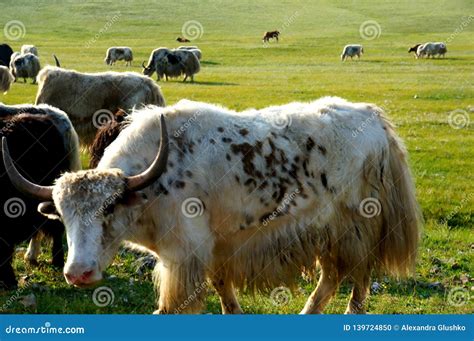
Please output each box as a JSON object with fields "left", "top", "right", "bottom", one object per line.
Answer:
{"left": 0, "top": 0, "right": 472, "bottom": 314}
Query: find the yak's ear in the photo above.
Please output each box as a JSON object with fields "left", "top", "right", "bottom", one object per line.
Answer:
{"left": 120, "top": 191, "right": 148, "bottom": 207}
{"left": 38, "top": 201, "right": 60, "bottom": 220}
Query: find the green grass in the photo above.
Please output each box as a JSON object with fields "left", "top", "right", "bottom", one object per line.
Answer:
{"left": 0, "top": 0, "right": 473, "bottom": 314}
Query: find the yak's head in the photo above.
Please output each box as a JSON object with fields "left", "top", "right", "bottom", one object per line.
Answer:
{"left": 408, "top": 44, "right": 421, "bottom": 53}
{"left": 2, "top": 116, "right": 168, "bottom": 287}
{"left": 141, "top": 60, "right": 155, "bottom": 77}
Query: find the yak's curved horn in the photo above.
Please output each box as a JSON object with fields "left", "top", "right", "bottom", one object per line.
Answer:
{"left": 2, "top": 137, "right": 53, "bottom": 201}
{"left": 141, "top": 61, "right": 146, "bottom": 68}
{"left": 125, "top": 115, "right": 169, "bottom": 192}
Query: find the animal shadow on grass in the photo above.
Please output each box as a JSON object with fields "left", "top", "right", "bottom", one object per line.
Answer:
{"left": 193, "top": 80, "right": 239, "bottom": 86}
{"left": 201, "top": 60, "right": 220, "bottom": 66}
{"left": 358, "top": 59, "right": 386, "bottom": 64}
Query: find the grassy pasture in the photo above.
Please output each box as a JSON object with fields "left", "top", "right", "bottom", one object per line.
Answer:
{"left": 0, "top": 0, "right": 472, "bottom": 314}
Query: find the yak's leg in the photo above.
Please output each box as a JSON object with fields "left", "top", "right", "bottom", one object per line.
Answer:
{"left": 345, "top": 269, "right": 370, "bottom": 314}
{"left": 300, "top": 262, "right": 341, "bottom": 314}
{"left": 24, "top": 232, "right": 42, "bottom": 266}
{"left": 212, "top": 275, "right": 243, "bottom": 314}
{"left": 154, "top": 255, "right": 207, "bottom": 314}
{"left": 153, "top": 218, "right": 213, "bottom": 314}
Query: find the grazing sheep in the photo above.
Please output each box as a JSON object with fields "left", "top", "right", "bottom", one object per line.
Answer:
{"left": 0, "top": 65, "right": 14, "bottom": 93}
{"left": 105, "top": 47, "right": 133, "bottom": 66}
{"left": 20, "top": 44, "right": 38, "bottom": 56}
{"left": 341, "top": 44, "right": 364, "bottom": 61}
{"left": 143, "top": 48, "right": 200, "bottom": 82}
{"left": 416, "top": 42, "right": 447, "bottom": 59}
{"left": 262, "top": 30, "right": 280, "bottom": 42}
{"left": 12, "top": 53, "right": 41, "bottom": 83}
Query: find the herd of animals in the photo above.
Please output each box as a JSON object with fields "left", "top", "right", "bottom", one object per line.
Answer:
{"left": 0, "top": 31, "right": 433, "bottom": 314}
{"left": 0, "top": 43, "right": 202, "bottom": 90}
{"left": 0, "top": 36, "right": 448, "bottom": 92}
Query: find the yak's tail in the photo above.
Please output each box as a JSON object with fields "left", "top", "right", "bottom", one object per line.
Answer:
{"left": 53, "top": 54, "right": 60, "bottom": 67}
{"left": 377, "top": 115, "right": 422, "bottom": 276}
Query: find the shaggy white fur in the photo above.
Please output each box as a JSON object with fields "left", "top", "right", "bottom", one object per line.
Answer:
{"left": 49, "top": 97, "right": 420, "bottom": 314}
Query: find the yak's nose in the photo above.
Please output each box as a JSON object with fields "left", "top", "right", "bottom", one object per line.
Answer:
{"left": 64, "top": 263, "right": 98, "bottom": 285}
{"left": 64, "top": 270, "right": 92, "bottom": 284}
